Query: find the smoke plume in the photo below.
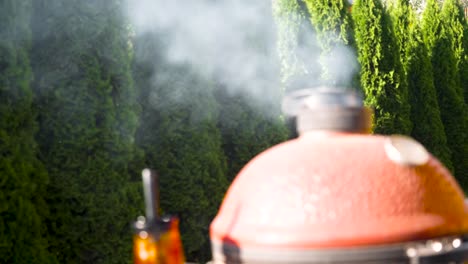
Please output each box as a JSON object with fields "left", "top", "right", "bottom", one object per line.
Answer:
{"left": 126, "top": 0, "right": 359, "bottom": 112}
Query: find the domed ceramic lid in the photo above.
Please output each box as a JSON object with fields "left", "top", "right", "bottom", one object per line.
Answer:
{"left": 210, "top": 132, "right": 468, "bottom": 249}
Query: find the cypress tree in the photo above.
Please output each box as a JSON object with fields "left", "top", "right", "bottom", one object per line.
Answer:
{"left": 422, "top": 0, "right": 468, "bottom": 189}
{"left": 388, "top": 0, "right": 414, "bottom": 75}
{"left": 388, "top": 0, "right": 453, "bottom": 169}
{"left": 407, "top": 36, "right": 454, "bottom": 170}
{"left": 352, "top": 0, "right": 412, "bottom": 135}
{"left": 31, "top": 1, "right": 142, "bottom": 263}
{"left": 0, "top": 1, "right": 56, "bottom": 262}
{"left": 133, "top": 34, "right": 228, "bottom": 262}
{"left": 303, "top": 0, "right": 357, "bottom": 85}
{"left": 421, "top": 0, "right": 442, "bottom": 52}
{"left": 215, "top": 91, "right": 288, "bottom": 182}
{"left": 464, "top": 14, "right": 468, "bottom": 107}
{"left": 272, "top": 0, "right": 322, "bottom": 91}
{"left": 464, "top": 22, "right": 468, "bottom": 106}
{"left": 441, "top": 0, "right": 468, "bottom": 104}
{"left": 303, "top": 0, "right": 353, "bottom": 47}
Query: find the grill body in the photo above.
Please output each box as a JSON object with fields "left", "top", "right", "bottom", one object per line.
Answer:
{"left": 209, "top": 89, "right": 468, "bottom": 264}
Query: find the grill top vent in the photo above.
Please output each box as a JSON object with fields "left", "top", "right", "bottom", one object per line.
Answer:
{"left": 282, "top": 88, "right": 372, "bottom": 134}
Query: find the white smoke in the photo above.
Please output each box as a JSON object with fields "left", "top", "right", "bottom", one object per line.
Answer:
{"left": 127, "top": 0, "right": 278, "bottom": 99}
{"left": 126, "top": 0, "right": 359, "bottom": 109}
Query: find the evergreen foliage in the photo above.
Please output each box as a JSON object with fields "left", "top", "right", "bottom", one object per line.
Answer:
{"left": 388, "top": 0, "right": 414, "bottom": 75}
{"left": 215, "top": 91, "right": 288, "bottom": 182}
{"left": 272, "top": 0, "right": 322, "bottom": 91}
{"left": 303, "top": 0, "right": 356, "bottom": 83}
{"left": 352, "top": 0, "right": 412, "bottom": 134}
{"left": 463, "top": 22, "right": 468, "bottom": 106}
{"left": 1, "top": 1, "right": 466, "bottom": 262}
{"left": 0, "top": 1, "right": 56, "bottom": 262}
{"left": 421, "top": 0, "right": 442, "bottom": 53}
{"left": 388, "top": 0, "right": 453, "bottom": 169}
{"left": 31, "top": 1, "right": 142, "bottom": 263}
{"left": 304, "top": 0, "right": 353, "bottom": 46}
{"left": 422, "top": 0, "right": 468, "bottom": 188}
{"left": 133, "top": 34, "right": 228, "bottom": 263}
{"left": 441, "top": 0, "right": 468, "bottom": 104}
{"left": 463, "top": 15, "right": 468, "bottom": 107}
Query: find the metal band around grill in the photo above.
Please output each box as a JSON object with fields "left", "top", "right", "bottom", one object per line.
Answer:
{"left": 210, "top": 235, "right": 468, "bottom": 264}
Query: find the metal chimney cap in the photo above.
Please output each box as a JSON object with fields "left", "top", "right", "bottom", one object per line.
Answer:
{"left": 282, "top": 88, "right": 371, "bottom": 134}
{"left": 282, "top": 87, "right": 363, "bottom": 117}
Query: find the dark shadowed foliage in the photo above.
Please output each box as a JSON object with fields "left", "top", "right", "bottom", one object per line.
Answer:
{"left": 422, "top": 0, "right": 468, "bottom": 190}
{"left": 0, "top": 0, "right": 56, "bottom": 262}
{"left": 388, "top": 0, "right": 453, "bottom": 170}
{"left": 31, "top": 1, "right": 143, "bottom": 263}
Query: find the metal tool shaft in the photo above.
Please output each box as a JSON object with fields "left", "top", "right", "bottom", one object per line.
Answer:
{"left": 142, "top": 168, "right": 159, "bottom": 223}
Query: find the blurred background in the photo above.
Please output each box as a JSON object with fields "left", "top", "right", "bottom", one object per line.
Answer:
{"left": 0, "top": 0, "right": 466, "bottom": 263}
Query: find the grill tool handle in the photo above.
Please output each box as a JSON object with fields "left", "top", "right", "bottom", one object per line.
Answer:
{"left": 142, "top": 168, "right": 159, "bottom": 224}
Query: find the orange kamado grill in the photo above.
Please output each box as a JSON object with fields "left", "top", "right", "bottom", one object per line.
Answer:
{"left": 134, "top": 88, "right": 468, "bottom": 264}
